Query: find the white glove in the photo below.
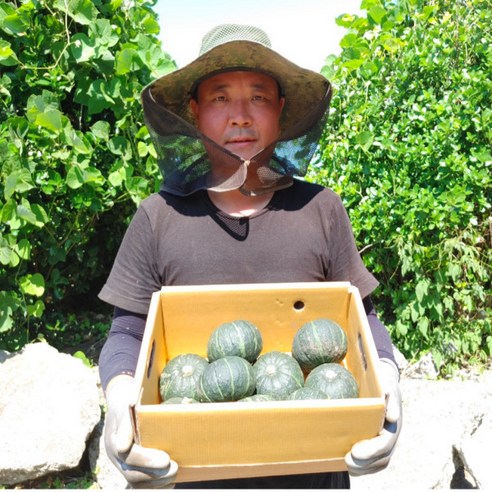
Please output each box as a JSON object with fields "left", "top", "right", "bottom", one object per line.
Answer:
{"left": 345, "top": 358, "right": 402, "bottom": 476}
{"left": 104, "top": 375, "right": 178, "bottom": 488}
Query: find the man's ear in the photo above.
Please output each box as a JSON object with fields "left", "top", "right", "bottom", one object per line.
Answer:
{"left": 189, "top": 98, "right": 199, "bottom": 121}
{"left": 279, "top": 96, "right": 285, "bottom": 113}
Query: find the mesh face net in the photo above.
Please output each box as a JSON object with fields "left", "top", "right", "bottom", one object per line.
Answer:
{"left": 142, "top": 84, "right": 332, "bottom": 197}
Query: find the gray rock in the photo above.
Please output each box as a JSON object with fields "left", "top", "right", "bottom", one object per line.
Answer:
{"left": 0, "top": 342, "right": 101, "bottom": 486}
{"left": 451, "top": 371, "right": 492, "bottom": 489}
{"left": 402, "top": 352, "right": 439, "bottom": 379}
{"left": 351, "top": 366, "right": 492, "bottom": 490}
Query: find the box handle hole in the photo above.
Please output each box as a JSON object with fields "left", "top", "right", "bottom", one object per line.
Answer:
{"left": 293, "top": 300, "right": 305, "bottom": 311}
{"left": 146, "top": 339, "right": 155, "bottom": 380}
{"left": 357, "top": 333, "right": 368, "bottom": 371}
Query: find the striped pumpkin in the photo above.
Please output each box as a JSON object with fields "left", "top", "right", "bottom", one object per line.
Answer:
{"left": 197, "top": 355, "right": 256, "bottom": 402}
{"left": 253, "top": 351, "right": 304, "bottom": 399}
{"left": 207, "top": 319, "right": 263, "bottom": 363}
{"left": 159, "top": 353, "right": 208, "bottom": 401}
{"left": 304, "top": 363, "right": 359, "bottom": 399}
{"left": 288, "top": 387, "right": 328, "bottom": 400}
{"left": 292, "top": 318, "right": 348, "bottom": 372}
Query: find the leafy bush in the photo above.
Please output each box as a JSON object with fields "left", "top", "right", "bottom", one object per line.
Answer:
{"left": 0, "top": 0, "right": 175, "bottom": 350}
{"left": 313, "top": 0, "right": 491, "bottom": 374}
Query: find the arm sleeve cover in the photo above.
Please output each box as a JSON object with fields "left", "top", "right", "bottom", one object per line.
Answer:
{"left": 98, "top": 307, "right": 147, "bottom": 392}
{"left": 363, "top": 296, "right": 396, "bottom": 364}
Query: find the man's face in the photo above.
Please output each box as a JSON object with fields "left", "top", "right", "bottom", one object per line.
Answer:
{"left": 189, "top": 71, "right": 285, "bottom": 160}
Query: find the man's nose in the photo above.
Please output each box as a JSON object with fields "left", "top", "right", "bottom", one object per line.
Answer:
{"left": 229, "top": 100, "right": 252, "bottom": 127}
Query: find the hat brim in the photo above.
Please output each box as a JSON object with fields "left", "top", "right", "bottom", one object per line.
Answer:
{"left": 145, "top": 40, "right": 331, "bottom": 140}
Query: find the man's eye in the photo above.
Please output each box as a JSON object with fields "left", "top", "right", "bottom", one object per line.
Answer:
{"left": 214, "top": 96, "right": 227, "bottom": 102}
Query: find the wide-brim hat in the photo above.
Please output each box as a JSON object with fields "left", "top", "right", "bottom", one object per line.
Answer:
{"left": 144, "top": 24, "right": 332, "bottom": 141}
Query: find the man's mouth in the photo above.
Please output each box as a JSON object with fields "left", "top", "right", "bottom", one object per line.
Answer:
{"left": 226, "top": 137, "right": 256, "bottom": 144}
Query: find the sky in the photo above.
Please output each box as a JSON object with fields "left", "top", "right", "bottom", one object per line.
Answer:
{"left": 153, "top": 0, "right": 362, "bottom": 72}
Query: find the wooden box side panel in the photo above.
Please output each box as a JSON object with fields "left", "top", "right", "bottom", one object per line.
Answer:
{"left": 135, "top": 291, "right": 168, "bottom": 406}
{"left": 345, "top": 287, "right": 384, "bottom": 399}
{"left": 136, "top": 398, "right": 385, "bottom": 469}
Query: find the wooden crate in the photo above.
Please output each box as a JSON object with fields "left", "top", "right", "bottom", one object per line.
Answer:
{"left": 130, "top": 282, "right": 385, "bottom": 483}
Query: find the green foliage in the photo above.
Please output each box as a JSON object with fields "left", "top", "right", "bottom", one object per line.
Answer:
{"left": 314, "top": 0, "right": 491, "bottom": 374}
{"left": 0, "top": 0, "right": 175, "bottom": 350}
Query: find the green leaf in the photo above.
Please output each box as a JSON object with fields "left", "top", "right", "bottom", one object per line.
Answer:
{"left": 73, "top": 350, "right": 92, "bottom": 367}
{"left": 26, "top": 92, "right": 65, "bottom": 133}
{"left": 35, "top": 109, "right": 64, "bottom": 133}
{"left": 55, "top": 0, "right": 98, "bottom": 25}
{"left": 1, "top": 11, "right": 29, "bottom": 35}
{"left": 137, "top": 141, "right": 148, "bottom": 157}
{"left": 115, "top": 47, "right": 139, "bottom": 75}
{"left": 70, "top": 33, "right": 96, "bottom": 63}
{"left": 335, "top": 13, "right": 357, "bottom": 29}
{"left": 19, "top": 273, "right": 45, "bottom": 297}
{"left": 66, "top": 164, "right": 86, "bottom": 189}
{"left": 89, "top": 19, "right": 119, "bottom": 47}
{"left": 368, "top": 5, "right": 387, "bottom": 25}
{"left": 415, "top": 280, "right": 429, "bottom": 303}
{"left": 417, "top": 317, "right": 429, "bottom": 337}
{"left": 90, "top": 121, "right": 111, "bottom": 140}
{"left": 355, "top": 131, "right": 374, "bottom": 150}
{"left": 340, "top": 33, "right": 359, "bottom": 49}
{"left": 108, "top": 167, "right": 125, "bottom": 187}
{"left": 16, "top": 199, "right": 42, "bottom": 226}
{"left": 30, "top": 203, "right": 49, "bottom": 226}
{"left": 14, "top": 238, "right": 32, "bottom": 260}
{"left": 0, "top": 40, "right": 18, "bottom": 66}
{"left": 4, "top": 169, "right": 35, "bottom": 200}
{"left": 84, "top": 166, "right": 105, "bottom": 185}
{"left": 27, "top": 299, "right": 45, "bottom": 318}
{"left": 108, "top": 136, "right": 132, "bottom": 159}
{"left": 0, "top": 291, "right": 18, "bottom": 333}
{"left": 0, "top": 237, "right": 13, "bottom": 265}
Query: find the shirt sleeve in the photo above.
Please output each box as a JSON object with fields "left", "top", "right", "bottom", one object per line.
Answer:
{"left": 98, "top": 205, "right": 161, "bottom": 314}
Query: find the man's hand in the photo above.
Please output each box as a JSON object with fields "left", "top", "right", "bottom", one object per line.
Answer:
{"left": 345, "top": 358, "right": 402, "bottom": 476}
{"left": 104, "top": 375, "right": 178, "bottom": 489}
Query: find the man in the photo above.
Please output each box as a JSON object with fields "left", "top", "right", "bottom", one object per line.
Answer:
{"left": 98, "top": 24, "right": 402, "bottom": 489}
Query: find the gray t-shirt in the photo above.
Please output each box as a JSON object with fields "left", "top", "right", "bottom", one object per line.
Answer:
{"left": 99, "top": 179, "right": 378, "bottom": 313}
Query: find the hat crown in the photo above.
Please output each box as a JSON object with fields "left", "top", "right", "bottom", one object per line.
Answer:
{"left": 198, "top": 24, "right": 272, "bottom": 56}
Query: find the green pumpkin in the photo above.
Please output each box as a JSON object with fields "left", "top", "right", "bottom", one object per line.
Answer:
{"left": 238, "top": 394, "right": 276, "bottom": 402}
{"left": 304, "top": 363, "right": 359, "bottom": 399}
{"left": 159, "top": 353, "right": 208, "bottom": 401}
{"left": 288, "top": 387, "right": 328, "bottom": 400}
{"left": 161, "top": 396, "right": 199, "bottom": 404}
{"left": 207, "top": 319, "right": 263, "bottom": 363}
{"left": 197, "top": 355, "right": 256, "bottom": 402}
{"left": 292, "top": 318, "right": 348, "bottom": 372}
{"left": 253, "top": 351, "right": 304, "bottom": 399}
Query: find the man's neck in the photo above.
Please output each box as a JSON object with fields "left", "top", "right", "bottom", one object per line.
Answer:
{"left": 207, "top": 189, "right": 274, "bottom": 217}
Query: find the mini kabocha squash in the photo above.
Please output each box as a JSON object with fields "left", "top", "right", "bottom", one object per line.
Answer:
{"left": 288, "top": 387, "right": 328, "bottom": 400}
{"left": 197, "top": 355, "right": 256, "bottom": 402}
{"left": 161, "top": 397, "right": 199, "bottom": 404}
{"left": 207, "top": 319, "right": 263, "bottom": 363}
{"left": 238, "top": 394, "right": 276, "bottom": 402}
{"left": 159, "top": 353, "right": 208, "bottom": 401}
{"left": 253, "top": 351, "right": 304, "bottom": 399}
{"left": 304, "top": 362, "right": 359, "bottom": 399}
{"left": 292, "top": 318, "right": 348, "bottom": 372}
